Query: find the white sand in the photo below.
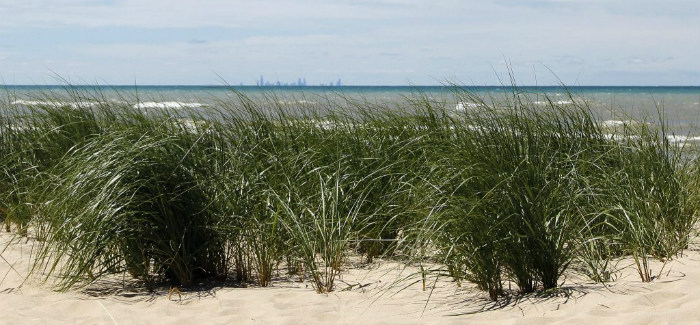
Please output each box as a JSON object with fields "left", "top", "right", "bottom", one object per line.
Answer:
{"left": 1, "top": 232, "right": 698, "bottom": 325}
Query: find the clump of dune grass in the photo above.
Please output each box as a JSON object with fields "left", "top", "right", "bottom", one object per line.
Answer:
{"left": 416, "top": 85, "right": 699, "bottom": 299}
{"left": 600, "top": 117, "right": 696, "bottom": 282}
{"left": 419, "top": 87, "right": 608, "bottom": 298}
{"left": 26, "top": 108, "right": 227, "bottom": 289}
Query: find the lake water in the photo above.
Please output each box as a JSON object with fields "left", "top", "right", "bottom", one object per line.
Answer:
{"left": 3, "top": 85, "right": 699, "bottom": 136}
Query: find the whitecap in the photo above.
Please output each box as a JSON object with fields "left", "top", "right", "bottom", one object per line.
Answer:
{"left": 11, "top": 100, "right": 99, "bottom": 109}
{"left": 603, "top": 134, "right": 625, "bottom": 141}
{"left": 276, "top": 100, "right": 317, "bottom": 105}
{"left": 533, "top": 100, "right": 573, "bottom": 105}
{"left": 455, "top": 102, "right": 481, "bottom": 110}
{"left": 603, "top": 134, "right": 641, "bottom": 141}
{"left": 132, "top": 102, "right": 204, "bottom": 109}
{"left": 666, "top": 135, "right": 700, "bottom": 144}
{"left": 601, "top": 120, "right": 626, "bottom": 127}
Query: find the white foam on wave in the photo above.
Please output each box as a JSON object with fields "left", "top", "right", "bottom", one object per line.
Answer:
{"left": 11, "top": 100, "right": 100, "bottom": 108}
{"left": 534, "top": 100, "right": 573, "bottom": 106}
{"left": 290, "top": 119, "right": 347, "bottom": 130}
{"left": 601, "top": 120, "right": 626, "bottom": 127}
{"left": 276, "top": 100, "right": 317, "bottom": 105}
{"left": 603, "top": 133, "right": 632, "bottom": 141}
{"left": 666, "top": 135, "right": 700, "bottom": 143}
{"left": 133, "top": 102, "right": 204, "bottom": 109}
{"left": 601, "top": 133, "right": 700, "bottom": 145}
{"left": 455, "top": 102, "right": 481, "bottom": 110}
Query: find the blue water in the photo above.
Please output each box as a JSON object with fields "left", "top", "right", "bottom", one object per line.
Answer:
{"left": 2, "top": 85, "right": 699, "bottom": 133}
{"left": 2, "top": 85, "right": 698, "bottom": 97}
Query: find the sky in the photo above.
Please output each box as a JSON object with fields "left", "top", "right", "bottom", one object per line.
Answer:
{"left": 0, "top": 0, "right": 698, "bottom": 86}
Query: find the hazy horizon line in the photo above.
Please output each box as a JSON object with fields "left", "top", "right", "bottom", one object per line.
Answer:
{"left": 2, "top": 84, "right": 699, "bottom": 88}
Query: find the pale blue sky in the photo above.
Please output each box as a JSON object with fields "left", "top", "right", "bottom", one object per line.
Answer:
{"left": 0, "top": 0, "right": 698, "bottom": 85}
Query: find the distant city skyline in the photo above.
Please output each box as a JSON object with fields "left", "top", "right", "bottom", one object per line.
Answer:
{"left": 0, "top": 1, "right": 697, "bottom": 86}
{"left": 255, "top": 75, "right": 341, "bottom": 87}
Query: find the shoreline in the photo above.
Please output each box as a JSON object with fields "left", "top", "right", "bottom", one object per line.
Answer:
{"left": 2, "top": 232, "right": 698, "bottom": 325}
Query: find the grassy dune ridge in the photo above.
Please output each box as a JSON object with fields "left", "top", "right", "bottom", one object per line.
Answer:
{"left": 0, "top": 85, "right": 697, "bottom": 301}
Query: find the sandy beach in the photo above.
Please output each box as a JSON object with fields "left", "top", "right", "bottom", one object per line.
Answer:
{"left": 1, "top": 232, "right": 698, "bottom": 325}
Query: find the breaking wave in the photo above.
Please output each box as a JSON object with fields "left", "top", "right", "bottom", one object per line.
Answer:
{"left": 133, "top": 102, "right": 205, "bottom": 109}
{"left": 455, "top": 102, "right": 482, "bottom": 110}
{"left": 533, "top": 100, "right": 573, "bottom": 105}
{"left": 11, "top": 100, "right": 100, "bottom": 108}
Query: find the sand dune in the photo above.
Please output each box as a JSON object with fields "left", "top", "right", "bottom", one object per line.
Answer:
{"left": 1, "top": 232, "right": 698, "bottom": 325}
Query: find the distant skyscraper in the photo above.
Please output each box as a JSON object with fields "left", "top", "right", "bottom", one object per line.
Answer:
{"left": 254, "top": 75, "right": 314, "bottom": 86}
{"left": 336, "top": 78, "right": 342, "bottom": 87}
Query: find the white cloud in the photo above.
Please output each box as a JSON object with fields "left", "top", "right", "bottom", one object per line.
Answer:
{"left": 0, "top": 0, "right": 697, "bottom": 84}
